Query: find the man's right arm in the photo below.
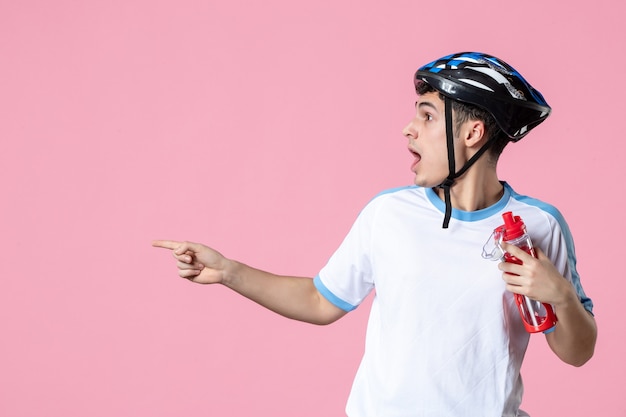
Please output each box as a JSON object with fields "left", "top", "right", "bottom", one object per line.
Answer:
{"left": 152, "top": 240, "right": 347, "bottom": 325}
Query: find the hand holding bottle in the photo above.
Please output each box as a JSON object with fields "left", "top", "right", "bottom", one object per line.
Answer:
{"left": 498, "top": 242, "right": 577, "bottom": 310}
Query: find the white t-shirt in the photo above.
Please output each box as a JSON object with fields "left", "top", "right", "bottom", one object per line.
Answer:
{"left": 314, "top": 183, "right": 593, "bottom": 417}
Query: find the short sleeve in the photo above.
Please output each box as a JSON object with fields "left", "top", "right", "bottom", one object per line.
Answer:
{"left": 314, "top": 200, "right": 377, "bottom": 311}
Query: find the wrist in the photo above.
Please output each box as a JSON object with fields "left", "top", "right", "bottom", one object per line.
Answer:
{"left": 552, "top": 284, "right": 580, "bottom": 311}
{"left": 220, "top": 258, "right": 241, "bottom": 287}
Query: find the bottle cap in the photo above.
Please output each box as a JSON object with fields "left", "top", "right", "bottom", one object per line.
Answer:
{"left": 502, "top": 211, "right": 525, "bottom": 240}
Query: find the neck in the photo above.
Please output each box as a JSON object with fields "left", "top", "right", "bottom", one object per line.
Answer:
{"left": 436, "top": 164, "right": 503, "bottom": 212}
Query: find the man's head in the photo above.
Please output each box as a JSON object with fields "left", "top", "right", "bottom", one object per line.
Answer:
{"left": 409, "top": 52, "right": 551, "bottom": 228}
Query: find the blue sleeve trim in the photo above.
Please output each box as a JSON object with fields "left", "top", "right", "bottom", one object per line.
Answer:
{"left": 543, "top": 325, "right": 556, "bottom": 334}
{"left": 313, "top": 275, "right": 357, "bottom": 312}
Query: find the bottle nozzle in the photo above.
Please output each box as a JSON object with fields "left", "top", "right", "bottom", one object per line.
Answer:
{"left": 503, "top": 211, "right": 516, "bottom": 228}
{"left": 502, "top": 211, "right": 525, "bottom": 240}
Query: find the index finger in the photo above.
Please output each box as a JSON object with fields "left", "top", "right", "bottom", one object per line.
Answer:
{"left": 152, "top": 240, "right": 182, "bottom": 250}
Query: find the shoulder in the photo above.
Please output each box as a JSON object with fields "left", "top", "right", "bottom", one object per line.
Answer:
{"left": 506, "top": 184, "right": 566, "bottom": 222}
{"left": 504, "top": 183, "right": 573, "bottom": 239}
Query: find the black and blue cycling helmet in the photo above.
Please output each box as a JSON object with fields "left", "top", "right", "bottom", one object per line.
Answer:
{"left": 414, "top": 52, "right": 551, "bottom": 228}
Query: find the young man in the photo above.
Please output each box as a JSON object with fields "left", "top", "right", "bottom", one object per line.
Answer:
{"left": 153, "top": 52, "right": 596, "bottom": 416}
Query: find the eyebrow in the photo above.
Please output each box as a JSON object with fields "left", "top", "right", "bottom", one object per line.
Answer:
{"left": 416, "top": 101, "right": 439, "bottom": 112}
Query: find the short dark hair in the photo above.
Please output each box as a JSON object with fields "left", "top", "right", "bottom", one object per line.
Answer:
{"left": 415, "top": 82, "right": 509, "bottom": 161}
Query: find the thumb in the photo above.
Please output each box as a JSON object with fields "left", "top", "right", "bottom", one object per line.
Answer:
{"left": 172, "top": 241, "right": 194, "bottom": 256}
{"left": 170, "top": 241, "right": 205, "bottom": 256}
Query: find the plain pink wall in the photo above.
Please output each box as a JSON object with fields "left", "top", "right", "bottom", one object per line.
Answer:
{"left": 1, "top": 0, "right": 623, "bottom": 416}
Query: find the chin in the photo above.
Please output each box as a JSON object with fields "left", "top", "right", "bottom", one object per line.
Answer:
{"left": 412, "top": 175, "right": 441, "bottom": 188}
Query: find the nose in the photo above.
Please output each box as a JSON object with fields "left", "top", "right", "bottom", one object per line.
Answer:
{"left": 402, "top": 119, "right": 417, "bottom": 139}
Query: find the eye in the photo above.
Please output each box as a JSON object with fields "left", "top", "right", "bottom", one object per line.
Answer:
{"left": 425, "top": 113, "right": 433, "bottom": 121}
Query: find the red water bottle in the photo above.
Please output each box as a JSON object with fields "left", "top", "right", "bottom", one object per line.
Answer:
{"left": 496, "top": 211, "right": 557, "bottom": 333}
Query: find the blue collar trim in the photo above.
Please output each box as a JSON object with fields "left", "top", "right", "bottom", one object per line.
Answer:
{"left": 425, "top": 182, "right": 511, "bottom": 222}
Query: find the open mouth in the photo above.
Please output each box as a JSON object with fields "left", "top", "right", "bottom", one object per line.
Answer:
{"left": 409, "top": 148, "right": 421, "bottom": 169}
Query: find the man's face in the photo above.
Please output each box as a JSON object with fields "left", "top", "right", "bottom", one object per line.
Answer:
{"left": 403, "top": 91, "right": 452, "bottom": 188}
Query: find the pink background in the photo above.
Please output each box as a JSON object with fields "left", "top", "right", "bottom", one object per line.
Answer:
{"left": 1, "top": 1, "right": 623, "bottom": 416}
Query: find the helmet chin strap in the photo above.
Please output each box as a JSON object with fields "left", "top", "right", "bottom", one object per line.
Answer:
{"left": 440, "top": 96, "right": 456, "bottom": 229}
{"left": 438, "top": 96, "right": 496, "bottom": 229}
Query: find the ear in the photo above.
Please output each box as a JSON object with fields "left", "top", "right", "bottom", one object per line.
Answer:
{"left": 462, "top": 120, "right": 486, "bottom": 148}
